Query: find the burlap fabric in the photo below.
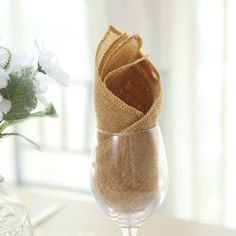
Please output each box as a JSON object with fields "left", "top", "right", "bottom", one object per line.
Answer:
{"left": 93, "top": 26, "right": 162, "bottom": 212}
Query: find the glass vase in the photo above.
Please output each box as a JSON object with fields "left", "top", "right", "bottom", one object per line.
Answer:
{"left": 0, "top": 175, "right": 34, "bottom": 236}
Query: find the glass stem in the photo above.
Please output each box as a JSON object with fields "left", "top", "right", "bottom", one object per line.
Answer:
{"left": 121, "top": 227, "right": 138, "bottom": 236}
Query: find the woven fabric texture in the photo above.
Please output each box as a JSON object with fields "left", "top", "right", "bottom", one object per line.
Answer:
{"left": 93, "top": 26, "right": 162, "bottom": 212}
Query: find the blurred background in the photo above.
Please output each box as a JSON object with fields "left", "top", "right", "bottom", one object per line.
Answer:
{"left": 0, "top": 0, "right": 236, "bottom": 230}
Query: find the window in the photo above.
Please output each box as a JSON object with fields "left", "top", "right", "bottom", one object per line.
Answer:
{"left": 0, "top": 0, "right": 94, "bottom": 193}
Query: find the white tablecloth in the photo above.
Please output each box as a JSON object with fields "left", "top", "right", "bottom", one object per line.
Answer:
{"left": 16, "top": 187, "right": 236, "bottom": 236}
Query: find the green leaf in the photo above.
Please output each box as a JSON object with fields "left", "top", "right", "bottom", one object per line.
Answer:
{"left": 0, "top": 121, "right": 9, "bottom": 133}
{"left": 31, "top": 103, "right": 57, "bottom": 118}
{"left": 0, "top": 67, "right": 38, "bottom": 121}
{"left": 0, "top": 104, "right": 57, "bottom": 134}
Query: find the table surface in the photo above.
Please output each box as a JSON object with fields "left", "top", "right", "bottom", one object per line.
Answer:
{"left": 17, "top": 187, "right": 236, "bottom": 236}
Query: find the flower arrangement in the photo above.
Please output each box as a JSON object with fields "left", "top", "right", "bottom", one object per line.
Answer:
{"left": 0, "top": 41, "right": 69, "bottom": 149}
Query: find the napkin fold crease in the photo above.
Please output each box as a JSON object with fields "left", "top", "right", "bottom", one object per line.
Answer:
{"left": 95, "top": 26, "right": 162, "bottom": 133}
{"left": 93, "top": 26, "right": 163, "bottom": 212}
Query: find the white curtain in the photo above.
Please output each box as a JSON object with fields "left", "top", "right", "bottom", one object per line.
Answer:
{"left": 87, "top": 0, "right": 236, "bottom": 228}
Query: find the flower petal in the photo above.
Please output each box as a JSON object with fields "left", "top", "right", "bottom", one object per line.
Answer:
{"left": 10, "top": 49, "right": 33, "bottom": 70}
{"left": 35, "top": 73, "right": 49, "bottom": 94}
{"left": 0, "top": 68, "right": 9, "bottom": 89}
{"left": 48, "top": 67, "right": 70, "bottom": 86}
{"left": 35, "top": 40, "right": 70, "bottom": 86}
{"left": 36, "top": 94, "right": 49, "bottom": 108}
{"left": 0, "top": 96, "right": 11, "bottom": 113}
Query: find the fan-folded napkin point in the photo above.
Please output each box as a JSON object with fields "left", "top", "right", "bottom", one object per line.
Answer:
{"left": 93, "top": 26, "right": 163, "bottom": 212}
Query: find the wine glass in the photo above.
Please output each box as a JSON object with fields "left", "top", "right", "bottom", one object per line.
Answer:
{"left": 0, "top": 176, "right": 34, "bottom": 236}
{"left": 90, "top": 125, "right": 168, "bottom": 236}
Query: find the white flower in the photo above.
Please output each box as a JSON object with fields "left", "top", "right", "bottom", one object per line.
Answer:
{"left": 35, "top": 40, "right": 69, "bottom": 86}
{"left": 1, "top": 45, "right": 33, "bottom": 72}
{"left": 35, "top": 94, "right": 48, "bottom": 108}
{"left": 0, "top": 67, "right": 9, "bottom": 89}
{"left": 10, "top": 49, "right": 33, "bottom": 70}
{"left": 0, "top": 95, "right": 11, "bottom": 121}
{"left": 35, "top": 72, "right": 48, "bottom": 94}
{"left": 35, "top": 72, "right": 49, "bottom": 108}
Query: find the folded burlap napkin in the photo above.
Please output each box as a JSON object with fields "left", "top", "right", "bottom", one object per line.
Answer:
{"left": 93, "top": 26, "right": 163, "bottom": 212}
